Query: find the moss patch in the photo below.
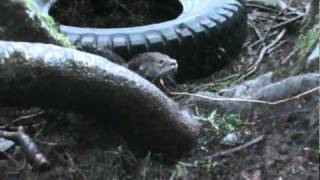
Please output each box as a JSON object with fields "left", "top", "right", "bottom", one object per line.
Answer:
{"left": 40, "top": 15, "right": 73, "bottom": 47}
{"left": 292, "top": 23, "right": 320, "bottom": 74}
{"left": 24, "top": 0, "right": 73, "bottom": 47}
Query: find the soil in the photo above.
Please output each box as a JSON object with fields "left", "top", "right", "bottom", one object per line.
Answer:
{"left": 49, "top": 0, "right": 182, "bottom": 28}
{"left": 0, "top": 0, "right": 319, "bottom": 179}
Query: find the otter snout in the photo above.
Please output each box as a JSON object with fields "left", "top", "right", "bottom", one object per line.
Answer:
{"left": 161, "top": 58, "right": 178, "bottom": 70}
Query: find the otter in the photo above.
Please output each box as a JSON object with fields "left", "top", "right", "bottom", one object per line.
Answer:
{"left": 126, "top": 52, "right": 178, "bottom": 82}
{"left": 77, "top": 45, "right": 178, "bottom": 83}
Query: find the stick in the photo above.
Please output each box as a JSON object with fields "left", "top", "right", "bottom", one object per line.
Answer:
{"left": 248, "top": 19, "right": 265, "bottom": 45}
{"left": 0, "top": 151, "right": 19, "bottom": 166}
{"left": 271, "top": 14, "right": 304, "bottom": 30}
{"left": 204, "top": 135, "right": 264, "bottom": 159}
{"left": 0, "top": 111, "right": 45, "bottom": 129}
{"left": 240, "top": 28, "right": 286, "bottom": 80}
{"left": 0, "top": 127, "right": 50, "bottom": 171}
{"left": 246, "top": 3, "right": 278, "bottom": 12}
{"left": 178, "top": 136, "right": 265, "bottom": 166}
{"left": 170, "top": 86, "right": 320, "bottom": 105}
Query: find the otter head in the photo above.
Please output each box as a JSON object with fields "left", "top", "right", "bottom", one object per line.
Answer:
{"left": 128, "top": 52, "right": 178, "bottom": 82}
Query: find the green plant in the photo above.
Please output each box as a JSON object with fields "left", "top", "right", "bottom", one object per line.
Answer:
{"left": 197, "top": 110, "right": 241, "bottom": 133}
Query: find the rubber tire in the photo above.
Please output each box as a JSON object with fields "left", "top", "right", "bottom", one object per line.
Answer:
{"left": 36, "top": 0, "right": 247, "bottom": 80}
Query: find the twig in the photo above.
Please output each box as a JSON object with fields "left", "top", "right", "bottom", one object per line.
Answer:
{"left": 177, "top": 136, "right": 264, "bottom": 169}
{"left": 246, "top": 28, "right": 278, "bottom": 53}
{"left": 271, "top": 14, "right": 304, "bottom": 30}
{"left": 247, "top": 19, "right": 266, "bottom": 51}
{"left": 246, "top": 3, "right": 278, "bottom": 12}
{"left": 241, "top": 171, "right": 252, "bottom": 180}
{"left": 110, "top": 0, "right": 143, "bottom": 24}
{"left": 281, "top": 48, "right": 299, "bottom": 65}
{"left": 248, "top": 19, "right": 265, "bottom": 44}
{"left": 203, "top": 135, "right": 264, "bottom": 160}
{"left": 170, "top": 86, "right": 320, "bottom": 105}
{"left": 0, "top": 127, "right": 50, "bottom": 171}
{"left": 0, "top": 151, "right": 19, "bottom": 166}
{"left": 241, "top": 164, "right": 263, "bottom": 180}
{"left": 240, "top": 28, "right": 286, "bottom": 80}
{"left": 303, "top": 126, "right": 319, "bottom": 147}
{"left": 65, "top": 153, "right": 89, "bottom": 180}
{"left": 110, "top": 0, "right": 133, "bottom": 15}
{"left": 250, "top": 28, "right": 286, "bottom": 66}
{"left": 214, "top": 74, "right": 240, "bottom": 84}
{"left": 267, "top": 39, "right": 288, "bottom": 54}
{"left": 0, "top": 111, "right": 45, "bottom": 129}
{"left": 254, "top": 4, "right": 292, "bottom": 51}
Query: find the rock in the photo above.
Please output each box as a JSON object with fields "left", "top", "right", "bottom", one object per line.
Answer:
{"left": 221, "top": 132, "right": 240, "bottom": 146}
{"left": 278, "top": 144, "right": 289, "bottom": 154}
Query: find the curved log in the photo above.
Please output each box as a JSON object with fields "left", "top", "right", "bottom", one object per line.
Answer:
{"left": 0, "top": 41, "right": 199, "bottom": 157}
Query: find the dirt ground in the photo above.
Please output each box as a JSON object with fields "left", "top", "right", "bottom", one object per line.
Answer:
{"left": 0, "top": 0, "right": 319, "bottom": 179}
{"left": 50, "top": 0, "right": 181, "bottom": 28}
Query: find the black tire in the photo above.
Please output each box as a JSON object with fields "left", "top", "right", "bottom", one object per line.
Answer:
{"left": 36, "top": 0, "right": 247, "bottom": 80}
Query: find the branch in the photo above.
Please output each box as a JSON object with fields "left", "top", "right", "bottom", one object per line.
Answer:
{"left": 170, "top": 86, "right": 320, "bottom": 105}
{"left": 0, "top": 127, "right": 50, "bottom": 171}
{"left": 203, "top": 135, "right": 264, "bottom": 159}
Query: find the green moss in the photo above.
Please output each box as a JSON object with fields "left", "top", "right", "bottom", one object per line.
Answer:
{"left": 40, "top": 15, "right": 73, "bottom": 47}
{"left": 24, "top": 0, "right": 73, "bottom": 48}
{"left": 25, "top": 0, "right": 38, "bottom": 12}
{"left": 296, "top": 23, "right": 319, "bottom": 53}
{"left": 292, "top": 23, "right": 320, "bottom": 74}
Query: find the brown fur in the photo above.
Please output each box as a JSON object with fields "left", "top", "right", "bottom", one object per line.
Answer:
{"left": 127, "top": 52, "right": 178, "bottom": 81}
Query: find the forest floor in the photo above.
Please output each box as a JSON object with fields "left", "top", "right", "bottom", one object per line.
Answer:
{"left": 0, "top": 0, "right": 319, "bottom": 179}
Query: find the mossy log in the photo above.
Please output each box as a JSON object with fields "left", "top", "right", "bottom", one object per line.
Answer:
{"left": 292, "top": 23, "right": 320, "bottom": 74}
{"left": 0, "top": 0, "right": 71, "bottom": 47}
{"left": 0, "top": 41, "right": 199, "bottom": 157}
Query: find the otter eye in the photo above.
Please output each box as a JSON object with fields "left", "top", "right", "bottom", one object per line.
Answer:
{"left": 159, "top": 59, "right": 165, "bottom": 64}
